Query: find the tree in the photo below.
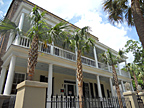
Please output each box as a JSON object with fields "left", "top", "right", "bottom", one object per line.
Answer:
{"left": 124, "top": 40, "right": 144, "bottom": 90}
{"left": 126, "top": 63, "right": 139, "bottom": 92}
{"left": 63, "top": 26, "right": 95, "bottom": 108}
{"left": 101, "top": 49, "right": 124, "bottom": 108}
{"left": 102, "top": 0, "right": 144, "bottom": 48}
{"left": 0, "top": 6, "right": 68, "bottom": 80}
{"left": 26, "top": 6, "right": 68, "bottom": 80}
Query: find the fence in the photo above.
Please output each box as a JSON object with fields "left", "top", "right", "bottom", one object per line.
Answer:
{"left": 137, "top": 94, "right": 144, "bottom": 108}
{"left": 1, "top": 95, "right": 16, "bottom": 108}
{"left": 46, "top": 95, "right": 132, "bottom": 108}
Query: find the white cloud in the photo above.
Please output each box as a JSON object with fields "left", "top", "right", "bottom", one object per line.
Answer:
{"left": 29, "top": 0, "right": 134, "bottom": 63}
{"left": 0, "top": 0, "right": 4, "bottom": 5}
{"left": 0, "top": 11, "right": 3, "bottom": 17}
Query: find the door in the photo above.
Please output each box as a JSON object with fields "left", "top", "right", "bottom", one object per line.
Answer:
{"left": 83, "top": 83, "right": 90, "bottom": 98}
{"left": 68, "top": 84, "right": 74, "bottom": 96}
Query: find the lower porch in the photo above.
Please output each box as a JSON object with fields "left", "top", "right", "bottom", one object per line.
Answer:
{"left": 0, "top": 57, "right": 133, "bottom": 98}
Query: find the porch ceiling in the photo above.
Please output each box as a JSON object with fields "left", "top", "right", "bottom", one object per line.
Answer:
{"left": 15, "top": 57, "right": 111, "bottom": 82}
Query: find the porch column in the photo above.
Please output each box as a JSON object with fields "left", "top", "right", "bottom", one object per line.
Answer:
{"left": 50, "top": 42, "right": 54, "bottom": 55}
{"left": 75, "top": 48, "right": 79, "bottom": 96}
{"left": 121, "top": 80, "right": 125, "bottom": 92}
{"left": 47, "top": 64, "right": 53, "bottom": 98}
{"left": 117, "top": 62, "right": 121, "bottom": 75}
{"left": 93, "top": 47, "right": 98, "bottom": 68}
{"left": 3, "top": 56, "right": 16, "bottom": 95}
{"left": 96, "top": 75, "right": 102, "bottom": 98}
{"left": 130, "top": 82, "right": 134, "bottom": 91}
{"left": 6, "top": 33, "right": 14, "bottom": 50}
{"left": 109, "top": 78, "right": 114, "bottom": 97}
{"left": 14, "top": 13, "right": 25, "bottom": 45}
{"left": 0, "top": 66, "right": 7, "bottom": 94}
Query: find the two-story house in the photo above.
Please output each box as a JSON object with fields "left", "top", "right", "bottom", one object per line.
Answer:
{"left": 0, "top": 0, "right": 133, "bottom": 99}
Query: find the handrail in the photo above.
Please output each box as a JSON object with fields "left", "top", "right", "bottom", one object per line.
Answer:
{"left": 17, "top": 36, "right": 131, "bottom": 78}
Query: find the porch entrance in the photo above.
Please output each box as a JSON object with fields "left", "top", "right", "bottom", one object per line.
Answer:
{"left": 64, "top": 80, "right": 76, "bottom": 96}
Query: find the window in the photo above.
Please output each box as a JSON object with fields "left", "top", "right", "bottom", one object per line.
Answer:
{"left": 101, "top": 84, "right": 105, "bottom": 97}
{"left": 94, "top": 83, "right": 98, "bottom": 97}
{"left": 90, "top": 83, "right": 94, "bottom": 98}
{"left": 40, "top": 75, "right": 48, "bottom": 83}
{"left": 11, "top": 73, "right": 25, "bottom": 94}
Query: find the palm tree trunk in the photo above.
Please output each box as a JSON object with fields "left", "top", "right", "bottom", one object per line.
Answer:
{"left": 27, "top": 35, "right": 38, "bottom": 80}
{"left": 131, "top": 0, "right": 144, "bottom": 48}
{"left": 133, "top": 71, "right": 138, "bottom": 93}
{"left": 112, "top": 65, "right": 123, "bottom": 108}
{"left": 77, "top": 50, "right": 83, "bottom": 108}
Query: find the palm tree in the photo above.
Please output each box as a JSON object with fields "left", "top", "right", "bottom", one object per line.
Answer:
{"left": 0, "top": 6, "right": 68, "bottom": 80}
{"left": 63, "top": 26, "right": 95, "bottom": 108}
{"left": 101, "top": 49, "right": 124, "bottom": 108}
{"left": 126, "top": 63, "right": 139, "bottom": 92}
{"left": 26, "top": 6, "right": 68, "bottom": 80}
{"left": 102, "top": 0, "right": 144, "bottom": 48}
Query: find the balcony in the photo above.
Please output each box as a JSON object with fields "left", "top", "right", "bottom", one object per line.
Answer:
{"left": 12, "top": 36, "right": 130, "bottom": 78}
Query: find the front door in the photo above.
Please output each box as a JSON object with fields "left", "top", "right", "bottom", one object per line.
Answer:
{"left": 68, "top": 84, "right": 74, "bottom": 96}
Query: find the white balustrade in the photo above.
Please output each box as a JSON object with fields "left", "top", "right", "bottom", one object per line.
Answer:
{"left": 53, "top": 46, "right": 76, "bottom": 61}
{"left": 98, "top": 62, "right": 109, "bottom": 71}
{"left": 121, "top": 70, "right": 130, "bottom": 78}
{"left": 81, "top": 56, "right": 96, "bottom": 67}
{"left": 16, "top": 36, "right": 131, "bottom": 78}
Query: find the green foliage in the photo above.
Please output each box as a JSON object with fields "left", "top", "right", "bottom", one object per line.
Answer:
{"left": 63, "top": 26, "right": 96, "bottom": 54}
{"left": 100, "top": 49, "right": 124, "bottom": 66}
{"left": 26, "top": 6, "right": 69, "bottom": 46}
{"left": 102, "top": 0, "right": 144, "bottom": 26}
{"left": 0, "top": 18, "right": 19, "bottom": 36}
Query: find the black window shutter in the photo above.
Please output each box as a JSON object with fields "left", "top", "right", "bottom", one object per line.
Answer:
{"left": 40, "top": 75, "right": 45, "bottom": 82}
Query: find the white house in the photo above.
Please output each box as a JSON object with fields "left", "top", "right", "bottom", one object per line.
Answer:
{"left": 0, "top": 0, "right": 133, "bottom": 99}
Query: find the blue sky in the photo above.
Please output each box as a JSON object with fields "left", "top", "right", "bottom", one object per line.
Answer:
{"left": 0, "top": 0, "right": 139, "bottom": 63}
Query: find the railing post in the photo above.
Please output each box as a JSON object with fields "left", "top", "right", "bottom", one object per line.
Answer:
{"left": 61, "top": 94, "right": 63, "bottom": 108}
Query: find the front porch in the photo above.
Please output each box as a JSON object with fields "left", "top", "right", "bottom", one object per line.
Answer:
{"left": 0, "top": 56, "right": 132, "bottom": 98}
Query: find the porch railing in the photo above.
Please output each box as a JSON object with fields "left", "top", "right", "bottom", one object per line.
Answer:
{"left": 16, "top": 36, "right": 130, "bottom": 78}
{"left": 53, "top": 46, "right": 76, "bottom": 61}
{"left": 1, "top": 95, "right": 16, "bottom": 108}
{"left": 81, "top": 56, "right": 96, "bottom": 67}
{"left": 98, "top": 62, "right": 109, "bottom": 71}
{"left": 46, "top": 95, "right": 132, "bottom": 108}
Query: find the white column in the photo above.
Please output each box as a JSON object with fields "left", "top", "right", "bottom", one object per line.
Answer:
{"left": 47, "top": 64, "right": 53, "bottom": 98}
{"left": 93, "top": 47, "right": 98, "bottom": 68}
{"left": 0, "top": 66, "right": 7, "bottom": 94}
{"left": 18, "top": 13, "right": 25, "bottom": 31}
{"left": 6, "top": 33, "right": 14, "bottom": 51}
{"left": 117, "top": 62, "right": 121, "bottom": 75}
{"left": 107, "top": 62, "right": 111, "bottom": 72}
{"left": 109, "top": 78, "right": 114, "bottom": 97}
{"left": 130, "top": 82, "right": 134, "bottom": 91}
{"left": 96, "top": 75, "right": 102, "bottom": 98}
{"left": 50, "top": 42, "right": 54, "bottom": 55}
{"left": 75, "top": 48, "right": 79, "bottom": 96}
{"left": 47, "top": 64, "right": 53, "bottom": 108}
{"left": 3, "top": 56, "right": 16, "bottom": 95}
{"left": 121, "top": 80, "right": 125, "bottom": 92}
{"left": 76, "top": 73, "right": 79, "bottom": 96}
{"left": 14, "top": 13, "right": 25, "bottom": 45}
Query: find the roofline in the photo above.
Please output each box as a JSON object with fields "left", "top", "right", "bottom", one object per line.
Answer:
{"left": 23, "top": 0, "right": 99, "bottom": 41}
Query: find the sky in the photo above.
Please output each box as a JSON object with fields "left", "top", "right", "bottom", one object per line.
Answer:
{"left": 0, "top": 0, "right": 140, "bottom": 64}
